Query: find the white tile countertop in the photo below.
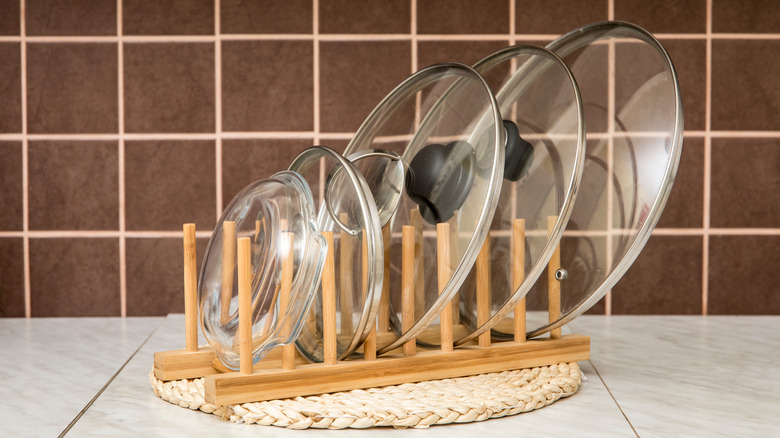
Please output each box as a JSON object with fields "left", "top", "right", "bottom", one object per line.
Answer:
{"left": 1, "top": 315, "right": 778, "bottom": 437}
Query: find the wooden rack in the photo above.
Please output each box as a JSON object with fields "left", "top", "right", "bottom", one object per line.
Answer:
{"left": 154, "top": 216, "right": 589, "bottom": 406}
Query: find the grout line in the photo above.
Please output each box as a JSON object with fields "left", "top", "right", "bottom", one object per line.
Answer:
{"left": 215, "top": 0, "right": 223, "bottom": 217}
{"left": 314, "top": 0, "right": 325, "bottom": 202}
{"left": 9, "top": 227, "right": 780, "bottom": 240}
{"left": 410, "top": 0, "right": 417, "bottom": 73}
{"left": 6, "top": 32, "right": 780, "bottom": 45}
{"left": 509, "top": 0, "right": 516, "bottom": 43}
{"left": 5, "top": 230, "right": 215, "bottom": 238}
{"left": 5, "top": 130, "right": 780, "bottom": 142}
{"left": 117, "top": 0, "right": 127, "bottom": 318}
{"left": 411, "top": 0, "right": 420, "bottom": 127}
{"left": 604, "top": 0, "right": 615, "bottom": 316}
{"left": 57, "top": 318, "right": 165, "bottom": 437}
{"left": 313, "top": 0, "right": 319, "bottom": 138}
{"left": 587, "top": 359, "right": 641, "bottom": 437}
{"left": 20, "top": 0, "right": 30, "bottom": 318}
{"left": 702, "top": 0, "right": 713, "bottom": 316}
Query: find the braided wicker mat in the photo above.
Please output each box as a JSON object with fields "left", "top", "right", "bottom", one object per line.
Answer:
{"left": 149, "top": 362, "right": 582, "bottom": 429}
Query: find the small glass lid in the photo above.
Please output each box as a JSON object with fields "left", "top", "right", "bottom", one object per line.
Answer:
{"left": 447, "top": 45, "right": 585, "bottom": 346}
{"left": 199, "top": 171, "right": 327, "bottom": 369}
{"left": 342, "top": 63, "right": 505, "bottom": 355}
{"left": 291, "top": 146, "right": 384, "bottom": 362}
{"left": 524, "top": 21, "right": 683, "bottom": 336}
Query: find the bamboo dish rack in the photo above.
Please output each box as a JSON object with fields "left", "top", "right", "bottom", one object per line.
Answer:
{"left": 154, "top": 215, "right": 590, "bottom": 406}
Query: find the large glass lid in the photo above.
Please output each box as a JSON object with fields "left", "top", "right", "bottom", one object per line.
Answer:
{"left": 291, "top": 146, "right": 384, "bottom": 362}
{"left": 524, "top": 21, "right": 683, "bottom": 336}
{"left": 439, "top": 46, "right": 585, "bottom": 346}
{"left": 342, "top": 63, "right": 504, "bottom": 355}
{"left": 199, "top": 171, "right": 327, "bottom": 369}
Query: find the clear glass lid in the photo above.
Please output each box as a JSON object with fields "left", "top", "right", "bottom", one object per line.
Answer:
{"left": 524, "top": 21, "right": 683, "bottom": 336}
{"left": 342, "top": 63, "right": 504, "bottom": 355}
{"left": 448, "top": 46, "right": 585, "bottom": 346}
{"left": 290, "top": 147, "right": 384, "bottom": 362}
{"left": 198, "top": 171, "right": 327, "bottom": 369}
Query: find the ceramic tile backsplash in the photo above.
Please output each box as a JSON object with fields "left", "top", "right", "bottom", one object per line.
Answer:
{"left": 319, "top": 41, "right": 411, "bottom": 132}
{"left": 123, "top": 0, "right": 213, "bottom": 35}
{"left": 417, "top": 40, "right": 509, "bottom": 68}
{"left": 0, "top": 0, "right": 20, "bottom": 35}
{"left": 29, "top": 238, "right": 120, "bottom": 317}
{"left": 661, "top": 39, "right": 707, "bottom": 131}
{"left": 221, "top": 40, "right": 313, "bottom": 131}
{"left": 656, "top": 137, "right": 704, "bottom": 229}
{"left": 27, "top": 43, "right": 118, "bottom": 133}
{"left": 711, "top": 39, "right": 780, "bottom": 131}
{"left": 124, "top": 140, "right": 216, "bottom": 231}
{"left": 0, "top": 1, "right": 777, "bottom": 317}
{"left": 125, "top": 237, "right": 208, "bottom": 316}
{"left": 0, "top": 43, "right": 21, "bottom": 133}
{"left": 710, "top": 138, "right": 780, "bottom": 228}
{"left": 28, "top": 140, "right": 119, "bottom": 230}
{"left": 0, "top": 238, "right": 24, "bottom": 317}
{"left": 319, "top": 0, "right": 410, "bottom": 34}
{"left": 220, "top": 0, "right": 312, "bottom": 34}
{"left": 221, "top": 138, "right": 313, "bottom": 202}
{"left": 708, "top": 235, "right": 780, "bottom": 314}
{"left": 614, "top": 0, "right": 707, "bottom": 33}
{"left": 123, "top": 43, "right": 214, "bottom": 133}
{"left": 612, "top": 235, "right": 704, "bottom": 314}
{"left": 418, "top": 0, "right": 509, "bottom": 34}
{"left": 712, "top": 0, "right": 780, "bottom": 33}
{"left": 0, "top": 142, "right": 22, "bottom": 231}
{"left": 26, "top": 0, "right": 117, "bottom": 36}
{"left": 516, "top": 0, "right": 608, "bottom": 35}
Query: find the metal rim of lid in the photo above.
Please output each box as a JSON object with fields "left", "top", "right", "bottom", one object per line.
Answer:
{"left": 288, "top": 146, "right": 385, "bottom": 361}
{"left": 526, "top": 21, "right": 684, "bottom": 338}
{"left": 452, "top": 44, "right": 587, "bottom": 347}
{"left": 339, "top": 63, "right": 505, "bottom": 356}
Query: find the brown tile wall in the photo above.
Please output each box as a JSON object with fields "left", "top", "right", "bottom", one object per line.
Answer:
{"left": 0, "top": 1, "right": 777, "bottom": 317}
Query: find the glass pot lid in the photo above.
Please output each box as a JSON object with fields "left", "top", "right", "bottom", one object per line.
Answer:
{"left": 523, "top": 21, "right": 683, "bottom": 336}
{"left": 291, "top": 146, "right": 384, "bottom": 362}
{"left": 199, "top": 171, "right": 327, "bottom": 369}
{"left": 442, "top": 45, "right": 585, "bottom": 346}
{"left": 342, "top": 63, "right": 505, "bottom": 355}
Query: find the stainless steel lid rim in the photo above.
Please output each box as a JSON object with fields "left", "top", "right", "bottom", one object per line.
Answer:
{"left": 454, "top": 44, "right": 587, "bottom": 346}
{"left": 525, "top": 20, "right": 684, "bottom": 337}
{"left": 341, "top": 63, "right": 505, "bottom": 356}
{"left": 288, "top": 146, "right": 384, "bottom": 361}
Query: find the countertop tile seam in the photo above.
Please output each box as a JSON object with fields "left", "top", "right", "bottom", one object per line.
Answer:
{"left": 588, "top": 358, "right": 641, "bottom": 437}
{"left": 57, "top": 317, "right": 167, "bottom": 437}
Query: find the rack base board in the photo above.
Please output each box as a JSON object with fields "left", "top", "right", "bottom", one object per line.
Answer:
{"left": 203, "top": 334, "right": 589, "bottom": 405}
{"left": 154, "top": 347, "right": 217, "bottom": 381}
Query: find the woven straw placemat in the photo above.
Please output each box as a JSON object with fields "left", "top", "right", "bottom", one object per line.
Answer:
{"left": 149, "top": 361, "right": 582, "bottom": 429}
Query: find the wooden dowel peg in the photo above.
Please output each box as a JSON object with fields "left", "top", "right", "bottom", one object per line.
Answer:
{"left": 237, "top": 237, "right": 253, "bottom": 374}
{"left": 513, "top": 219, "right": 527, "bottom": 343}
{"left": 280, "top": 232, "right": 296, "bottom": 370}
{"left": 401, "top": 226, "right": 416, "bottom": 357}
{"left": 476, "top": 237, "right": 491, "bottom": 348}
{"left": 377, "top": 223, "right": 391, "bottom": 333}
{"left": 547, "top": 216, "right": 562, "bottom": 339}
{"left": 361, "top": 232, "right": 376, "bottom": 361}
{"left": 339, "top": 213, "right": 355, "bottom": 336}
{"left": 254, "top": 217, "right": 265, "bottom": 241}
{"left": 437, "top": 223, "right": 453, "bottom": 353}
{"left": 221, "top": 221, "right": 236, "bottom": 325}
{"left": 448, "top": 213, "right": 461, "bottom": 324}
{"left": 322, "top": 231, "right": 337, "bottom": 365}
{"left": 411, "top": 208, "right": 425, "bottom": 320}
{"left": 183, "top": 223, "right": 198, "bottom": 352}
